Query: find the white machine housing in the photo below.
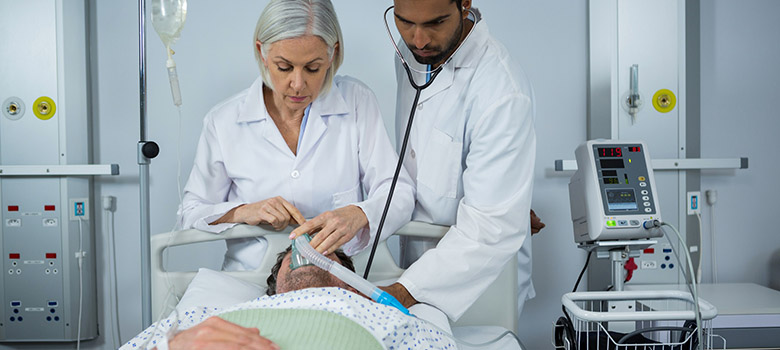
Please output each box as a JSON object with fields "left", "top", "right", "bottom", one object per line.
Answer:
{"left": 569, "top": 140, "right": 663, "bottom": 243}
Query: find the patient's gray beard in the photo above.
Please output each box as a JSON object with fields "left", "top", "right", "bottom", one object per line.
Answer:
{"left": 283, "top": 267, "right": 338, "bottom": 293}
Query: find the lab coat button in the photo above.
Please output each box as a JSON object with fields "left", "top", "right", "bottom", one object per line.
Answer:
{"left": 410, "top": 149, "right": 416, "bottom": 159}
{"left": 291, "top": 170, "right": 300, "bottom": 179}
{"left": 417, "top": 103, "right": 423, "bottom": 110}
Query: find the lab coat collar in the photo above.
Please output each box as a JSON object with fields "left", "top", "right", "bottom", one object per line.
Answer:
{"left": 295, "top": 82, "right": 350, "bottom": 160}
{"left": 403, "top": 9, "right": 489, "bottom": 103}
{"left": 236, "top": 77, "right": 349, "bottom": 159}
{"left": 235, "top": 77, "right": 349, "bottom": 123}
{"left": 236, "top": 77, "right": 266, "bottom": 123}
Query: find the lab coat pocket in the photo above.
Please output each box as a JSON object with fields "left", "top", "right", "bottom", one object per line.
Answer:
{"left": 417, "top": 129, "right": 461, "bottom": 199}
{"left": 331, "top": 184, "right": 361, "bottom": 209}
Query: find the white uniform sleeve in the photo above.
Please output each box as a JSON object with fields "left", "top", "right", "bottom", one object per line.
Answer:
{"left": 397, "top": 92, "right": 536, "bottom": 320}
{"left": 341, "top": 81, "right": 415, "bottom": 255}
{"left": 177, "top": 112, "right": 245, "bottom": 233}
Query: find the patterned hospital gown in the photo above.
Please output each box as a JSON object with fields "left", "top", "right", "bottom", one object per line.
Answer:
{"left": 122, "top": 287, "right": 456, "bottom": 350}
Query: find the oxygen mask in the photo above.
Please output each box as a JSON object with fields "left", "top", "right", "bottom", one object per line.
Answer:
{"left": 290, "top": 234, "right": 314, "bottom": 271}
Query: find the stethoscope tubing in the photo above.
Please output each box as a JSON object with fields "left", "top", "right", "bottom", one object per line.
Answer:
{"left": 364, "top": 6, "right": 479, "bottom": 278}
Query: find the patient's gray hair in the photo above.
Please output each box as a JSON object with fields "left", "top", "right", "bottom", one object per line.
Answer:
{"left": 266, "top": 245, "right": 354, "bottom": 296}
{"left": 253, "top": 0, "right": 344, "bottom": 94}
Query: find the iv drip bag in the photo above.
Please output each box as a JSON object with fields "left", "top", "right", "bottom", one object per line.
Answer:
{"left": 151, "top": 0, "right": 187, "bottom": 106}
{"left": 151, "top": 0, "right": 187, "bottom": 52}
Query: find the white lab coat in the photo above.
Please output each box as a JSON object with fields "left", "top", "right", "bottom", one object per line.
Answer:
{"left": 394, "top": 11, "right": 536, "bottom": 320}
{"left": 179, "top": 76, "right": 415, "bottom": 270}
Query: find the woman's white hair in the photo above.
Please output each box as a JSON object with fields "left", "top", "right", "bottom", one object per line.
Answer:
{"left": 254, "top": 0, "right": 343, "bottom": 94}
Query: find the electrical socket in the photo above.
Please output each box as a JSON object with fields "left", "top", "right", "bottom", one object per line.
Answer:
{"left": 687, "top": 191, "right": 701, "bottom": 215}
{"left": 69, "top": 198, "right": 90, "bottom": 220}
{"left": 641, "top": 260, "right": 657, "bottom": 269}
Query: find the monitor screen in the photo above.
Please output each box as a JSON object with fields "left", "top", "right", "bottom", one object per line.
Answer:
{"left": 605, "top": 189, "right": 638, "bottom": 211}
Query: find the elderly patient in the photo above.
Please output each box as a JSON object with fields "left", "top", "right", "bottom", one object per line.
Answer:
{"left": 123, "top": 247, "right": 454, "bottom": 350}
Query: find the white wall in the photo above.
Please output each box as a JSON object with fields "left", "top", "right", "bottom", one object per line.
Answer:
{"left": 71, "top": 1, "right": 780, "bottom": 349}
{"left": 698, "top": 1, "right": 780, "bottom": 287}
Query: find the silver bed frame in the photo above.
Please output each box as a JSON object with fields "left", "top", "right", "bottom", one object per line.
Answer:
{"left": 151, "top": 222, "right": 518, "bottom": 331}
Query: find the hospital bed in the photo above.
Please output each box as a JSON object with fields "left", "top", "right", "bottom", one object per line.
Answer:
{"left": 150, "top": 222, "right": 523, "bottom": 349}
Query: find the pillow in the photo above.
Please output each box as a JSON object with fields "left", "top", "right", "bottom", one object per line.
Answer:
{"left": 173, "top": 268, "right": 265, "bottom": 317}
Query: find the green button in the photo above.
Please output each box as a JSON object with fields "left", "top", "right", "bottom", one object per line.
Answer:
{"left": 607, "top": 220, "right": 616, "bottom": 227}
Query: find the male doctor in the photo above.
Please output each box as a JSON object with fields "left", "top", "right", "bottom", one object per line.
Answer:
{"left": 381, "top": 0, "right": 537, "bottom": 321}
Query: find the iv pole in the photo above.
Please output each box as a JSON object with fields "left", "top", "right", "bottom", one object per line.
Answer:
{"left": 138, "top": 0, "right": 159, "bottom": 328}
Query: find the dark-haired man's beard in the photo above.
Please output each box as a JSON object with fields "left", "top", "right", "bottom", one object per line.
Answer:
{"left": 407, "top": 20, "right": 463, "bottom": 66}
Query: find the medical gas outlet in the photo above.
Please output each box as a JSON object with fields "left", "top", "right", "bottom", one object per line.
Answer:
{"left": 652, "top": 89, "right": 676, "bottom": 113}
{"left": 32, "top": 96, "right": 56, "bottom": 120}
{"left": 2, "top": 96, "right": 25, "bottom": 120}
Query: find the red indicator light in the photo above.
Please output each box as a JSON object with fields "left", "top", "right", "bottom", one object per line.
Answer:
{"left": 46, "top": 253, "right": 57, "bottom": 259}
{"left": 643, "top": 248, "right": 655, "bottom": 254}
{"left": 45, "top": 205, "right": 55, "bottom": 211}
{"left": 8, "top": 206, "right": 19, "bottom": 212}
{"left": 9, "top": 254, "right": 20, "bottom": 259}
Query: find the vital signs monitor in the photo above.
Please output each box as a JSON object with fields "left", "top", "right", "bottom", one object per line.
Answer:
{"left": 568, "top": 140, "right": 663, "bottom": 244}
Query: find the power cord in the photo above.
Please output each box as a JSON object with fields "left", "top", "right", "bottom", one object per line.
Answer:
{"left": 695, "top": 212, "right": 703, "bottom": 284}
{"left": 706, "top": 190, "right": 718, "bottom": 283}
{"left": 103, "top": 195, "right": 122, "bottom": 347}
{"left": 651, "top": 220, "right": 703, "bottom": 350}
{"left": 556, "top": 249, "right": 594, "bottom": 349}
{"left": 76, "top": 217, "right": 86, "bottom": 350}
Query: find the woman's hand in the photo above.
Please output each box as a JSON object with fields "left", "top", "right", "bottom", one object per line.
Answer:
{"left": 212, "top": 196, "right": 305, "bottom": 230}
{"left": 289, "top": 205, "right": 368, "bottom": 254}
{"left": 167, "top": 317, "right": 279, "bottom": 350}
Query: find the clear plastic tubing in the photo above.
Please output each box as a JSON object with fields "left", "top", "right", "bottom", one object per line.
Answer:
{"left": 294, "top": 235, "right": 410, "bottom": 315}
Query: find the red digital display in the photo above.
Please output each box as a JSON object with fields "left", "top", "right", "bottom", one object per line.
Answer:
{"left": 598, "top": 147, "right": 622, "bottom": 158}
{"left": 629, "top": 146, "right": 642, "bottom": 152}
{"left": 45, "top": 205, "right": 55, "bottom": 211}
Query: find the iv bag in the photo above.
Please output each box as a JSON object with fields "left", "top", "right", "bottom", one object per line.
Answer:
{"left": 151, "top": 0, "right": 187, "bottom": 52}
{"left": 151, "top": 0, "right": 187, "bottom": 106}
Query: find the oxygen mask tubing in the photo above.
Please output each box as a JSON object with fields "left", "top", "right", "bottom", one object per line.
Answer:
{"left": 293, "top": 235, "right": 410, "bottom": 315}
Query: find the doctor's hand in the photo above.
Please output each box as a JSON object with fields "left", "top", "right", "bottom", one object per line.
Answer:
{"left": 530, "top": 209, "right": 546, "bottom": 235}
{"left": 289, "top": 205, "right": 368, "bottom": 254}
{"left": 212, "top": 196, "right": 306, "bottom": 230}
{"left": 379, "top": 283, "right": 418, "bottom": 309}
{"left": 166, "top": 316, "right": 279, "bottom": 350}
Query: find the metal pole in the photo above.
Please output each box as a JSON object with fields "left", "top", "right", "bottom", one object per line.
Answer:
{"left": 610, "top": 250, "right": 625, "bottom": 292}
{"left": 138, "top": 0, "right": 152, "bottom": 328}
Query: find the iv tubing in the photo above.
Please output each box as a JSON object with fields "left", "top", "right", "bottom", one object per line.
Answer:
{"left": 294, "top": 236, "right": 410, "bottom": 315}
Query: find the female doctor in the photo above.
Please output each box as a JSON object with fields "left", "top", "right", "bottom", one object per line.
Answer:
{"left": 178, "top": 0, "right": 414, "bottom": 271}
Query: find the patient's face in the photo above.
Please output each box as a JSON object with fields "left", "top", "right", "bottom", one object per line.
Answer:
{"left": 276, "top": 251, "right": 356, "bottom": 294}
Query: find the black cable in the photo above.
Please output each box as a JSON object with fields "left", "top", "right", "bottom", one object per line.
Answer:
{"left": 562, "top": 249, "right": 594, "bottom": 339}
{"left": 363, "top": 64, "right": 442, "bottom": 279}
{"left": 572, "top": 250, "right": 594, "bottom": 293}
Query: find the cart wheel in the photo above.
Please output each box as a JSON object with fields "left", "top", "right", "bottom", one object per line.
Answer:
{"left": 554, "top": 316, "right": 576, "bottom": 350}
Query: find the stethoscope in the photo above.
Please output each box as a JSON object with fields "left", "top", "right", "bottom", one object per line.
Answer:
{"left": 363, "top": 6, "right": 477, "bottom": 278}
